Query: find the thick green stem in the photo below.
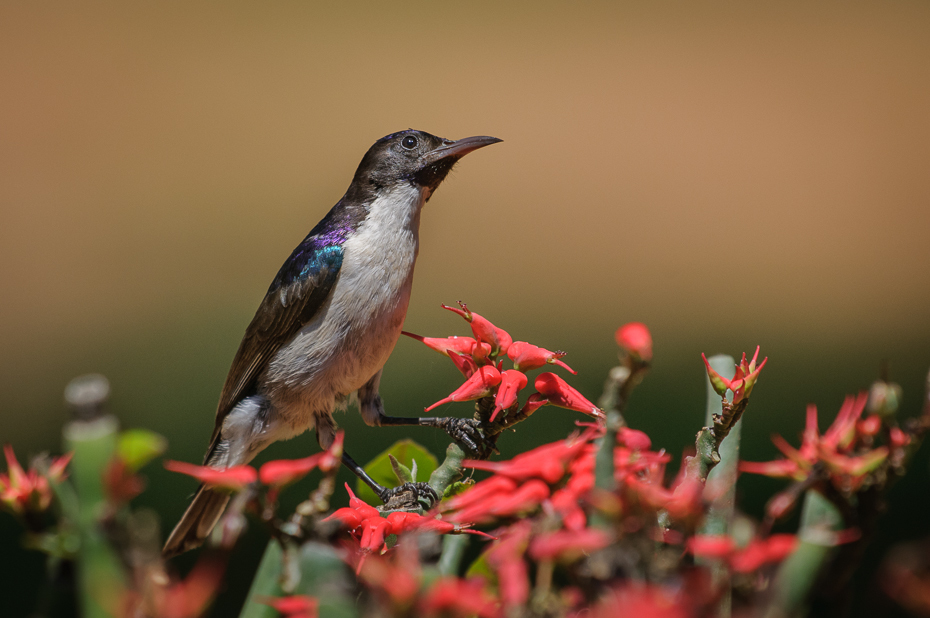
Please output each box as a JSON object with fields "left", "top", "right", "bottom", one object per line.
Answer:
{"left": 766, "top": 490, "right": 844, "bottom": 618}
{"left": 429, "top": 443, "right": 466, "bottom": 497}
{"left": 437, "top": 534, "right": 470, "bottom": 576}
{"left": 63, "top": 414, "right": 126, "bottom": 618}
{"left": 698, "top": 355, "right": 738, "bottom": 618}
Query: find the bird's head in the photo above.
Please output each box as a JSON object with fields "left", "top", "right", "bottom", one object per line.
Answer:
{"left": 352, "top": 130, "right": 501, "bottom": 198}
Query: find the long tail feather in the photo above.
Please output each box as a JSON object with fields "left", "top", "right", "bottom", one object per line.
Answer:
{"left": 162, "top": 485, "right": 230, "bottom": 558}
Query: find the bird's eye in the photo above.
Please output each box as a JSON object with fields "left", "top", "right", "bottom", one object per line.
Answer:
{"left": 401, "top": 135, "right": 418, "bottom": 150}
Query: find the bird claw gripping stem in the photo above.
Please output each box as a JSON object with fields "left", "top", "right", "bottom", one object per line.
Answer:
{"left": 438, "top": 417, "right": 498, "bottom": 460}
{"left": 379, "top": 482, "right": 440, "bottom": 512}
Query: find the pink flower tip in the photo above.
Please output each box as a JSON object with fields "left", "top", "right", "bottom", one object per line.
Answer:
{"left": 615, "top": 322, "right": 653, "bottom": 363}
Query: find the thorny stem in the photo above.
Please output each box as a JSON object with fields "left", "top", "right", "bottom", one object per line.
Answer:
{"left": 682, "top": 397, "right": 750, "bottom": 485}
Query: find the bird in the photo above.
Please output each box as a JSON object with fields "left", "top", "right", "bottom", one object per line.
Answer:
{"left": 163, "top": 129, "right": 501, "bottom": 557}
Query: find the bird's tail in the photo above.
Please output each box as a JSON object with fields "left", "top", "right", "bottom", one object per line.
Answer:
{"left": 162, "top": 485, "right": 230, "bottom": 558}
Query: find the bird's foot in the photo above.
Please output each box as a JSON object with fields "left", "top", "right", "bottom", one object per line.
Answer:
{"left": 379, "top": 482, "right": 440, "bottom": 512}
{"left": 436, "top": 417, "right": 498, "bottom": 459}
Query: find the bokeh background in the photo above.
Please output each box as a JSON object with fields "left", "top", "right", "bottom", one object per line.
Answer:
{"left": 2, "top": 2, "right": 929, "bottom": 616}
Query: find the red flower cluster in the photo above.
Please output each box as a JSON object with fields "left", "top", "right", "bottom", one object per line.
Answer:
{"left": 739, "top": 393, "right": 894, "bottom": 495}
{"left": 404, "top": 303, "right": 602, "bottom": 422}
{"left": 326, "top": 484, "right": 492, "bottom": 560}
{"left": 0, "top": 445, "right": 71, "bottom": 516}
{"left": 441, "top": 415, "right": 711, "bottom": 537}
{"left": 164, "top": 432, "right": 343, "bottom": 494}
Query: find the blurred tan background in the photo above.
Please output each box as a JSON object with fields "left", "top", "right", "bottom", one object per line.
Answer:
{"left": 1, "top": 1, "right": 929, "bottom": 615}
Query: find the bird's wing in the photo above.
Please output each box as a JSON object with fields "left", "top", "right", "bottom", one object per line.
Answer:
{"left": 206, "top": 244, "right": 344, "bottom": 454}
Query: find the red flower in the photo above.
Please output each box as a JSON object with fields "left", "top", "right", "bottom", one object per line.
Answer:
{"left": 686, "top": 535, "right": 736, "bottom": 559}
{"left": 486, "top": 521, "right": 532, "bottom": 609}
{"left": 442, "top": 302, "right": 513, "bottom": 356}
{"left": 857, "top": 414, "right": 882, "bottom": 438}
{"left": 259, "top": 454, "right": 323, "bottom": 488}
{"left": 448, "top": 479, "right": 550, "bottom": 524}
{"left": 529, "top": 528, "right": 612, "bottom": 561}
{"left": 425, "top": 365, "right": 502, "bottom": 412}
{"left": 259, "top": 595, "right": 319, "bottom": 618}
{"left": 462, "top": 437, "right": 589, "bottom": 484}
{"left": 534, "top": 373, "right": 603, "bottom": 418}
{"left": 403, "top": 332, "right": 491, "bottom": 377}
{"left": 615, "top": 322, "right": 653, "bottom": 363}
{"left": 419, "top": 577, "right": 499, "bottom": 618}
{"left": 0, "top": 445, "right": 71, "bottom": 516}
{"left": 491, "top": 370, "right": 529, "bottom": 422}
{"left": 507, "top": 341, "right": 576, "bottom": 374}
{"left": 163, "top": 460, "right": 257, "bottom": 492}
{"left": 740, "top": 393, "right": 890, "bottom": 491}
{"left": 729, "top": 534, "right": 798, "bottom": 573}
{"left": 617, "top": 427, "right": 652, "bottom": 451}
{"left": 702, "top": 346, "right": 767, "bottom": 403}
{"left": 103, "top": 458, "right": 145, "bottom": 505}
{"left": 402, "top": 332, "right": 491, "bottom": 359}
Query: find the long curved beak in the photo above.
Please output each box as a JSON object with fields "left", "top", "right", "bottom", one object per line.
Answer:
{"left": 424, "top": 135, "right": 502, "bottom": 164}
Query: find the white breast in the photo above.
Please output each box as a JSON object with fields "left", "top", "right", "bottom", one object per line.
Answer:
{"left": 265, "top": 182, "right": 427, "bottom": 426}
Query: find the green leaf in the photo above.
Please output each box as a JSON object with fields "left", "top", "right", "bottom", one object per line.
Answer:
{"left": 116, "top": 429, "right": 167, "bottom": 472}
{"left": 356, "top": 439, "right": 438, "bottom": 505}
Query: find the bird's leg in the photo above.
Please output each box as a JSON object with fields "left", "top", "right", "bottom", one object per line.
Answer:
{"left": 358, "top": 371, "right": 496, "bottom": 459}
{"left": 341, "top": 451, "right": 438, "bottom": 510}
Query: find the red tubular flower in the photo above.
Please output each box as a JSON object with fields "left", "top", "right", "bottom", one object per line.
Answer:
{"left": 259, "top": 453, "right": 323, "bottom": 488}
{"left": 401, "top": 332, "right": 490, "bottom": 359}
{"left": 447, "top": 351, "right": 480, "bottom": 378}
{"left": 163, "top": 460, "right": 257, "bottom": 492}
{"left": 507, "top": 341, "right": 576, "bottom": 374}
{"left": 729, "top": 534, "right": 798, "bottom": 573}
{"left": 549, "top": 487, "right": 588, "bottom": 530}
{"left": 491, "top": 370, "right": 529, "bottom": 421}
{"left": 857, "top": 414, "right": 882, "bottom": 438}
{"left": 345, "top": 483, "right": 381, "bottom": 520}
{"left": 534, "top": 373, "right": 603, "bottom": 418}
{"left": 615, "top": 322, "right": 653, "bottom": 363}
{"left": 359, "top": 517, "right": 393, "bottom": 552}
{"left": 890, "top": 427, "right": 911, "bottom": 450}
{"left": 318, "top": 430, "right": 344, "bottom": 473}
{"left": 617, "top": 427, "right": 652, "bottom": 451}
{"left": 529, "top": 528, "right": 612, "bottom": 561}
{"left": 260, "top": 595, "right": 319, "bottom": 618}
{"left": 686, "top": 535, "right": 736, "bottom": 559}
{"left": 449, "top": 479, "right": 550, "bottom": 523}
{"left": 442, "top": 475, "right": 518, "bottom": 512}
{"left": 325, "top": 506, "right": 364, "bottom": 530}
{"left": 419, "top": 577, "right": 499, "bottom": 618}
{"left": 103, "top": 458, "right": 145, "bottom": 505}
{"left": 487, "top": 521, "right": 532, "bottom": 609}
{"left": 738, "top": 458, "right": 802, "bottom": 479}
{"left": 822, "top": 393, "right": 868, "bottom": 451}
{"left": 517, "top": 393, "right": 548, "bottom": 419}
{"left": 442, "top": 302, "right": 513, "bottom": 356}
{"left": 425, "top": 365, "right": 502, "bottom": 412}
{"left": 463, "top": 437, "right": 590, "bottom": 483}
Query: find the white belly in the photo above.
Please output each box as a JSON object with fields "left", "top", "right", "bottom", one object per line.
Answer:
{"left": 263, "top": 183, "right": 426, "bottom": 429}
